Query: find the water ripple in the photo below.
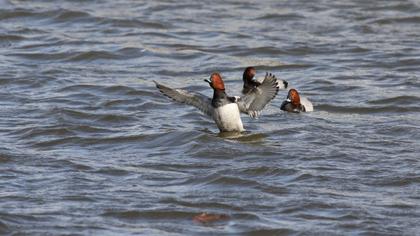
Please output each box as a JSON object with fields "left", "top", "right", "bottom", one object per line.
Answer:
{"left": 1, "top": 1, "right": 419, "bottom": 235}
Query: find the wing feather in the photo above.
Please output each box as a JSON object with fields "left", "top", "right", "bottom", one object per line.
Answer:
{"left": 154, "top": 81, "right": 213, "bottom": 116}
{"left": 237, "top": 73, "right": 279, "bottom": 118}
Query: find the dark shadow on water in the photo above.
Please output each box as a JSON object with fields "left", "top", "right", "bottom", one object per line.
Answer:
{"left": 217, "top": 131, "right": 267, "bottom": 143}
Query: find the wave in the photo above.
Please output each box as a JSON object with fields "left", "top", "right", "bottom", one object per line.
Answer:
{"left": 316, "top": 104, "right": 420, "bottom": 114}
{"left": 372, "top": 16, "right": 420, "bottom": 25}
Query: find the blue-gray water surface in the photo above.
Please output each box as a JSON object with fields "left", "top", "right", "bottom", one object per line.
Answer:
{"left": 1, "top": 0, "right": 419, "bottom": 235}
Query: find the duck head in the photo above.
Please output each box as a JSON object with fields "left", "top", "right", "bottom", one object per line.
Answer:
{"left": 204, "top": 73, "right": 225, "bottom": 91}
{"left": 243, "top": 66, "right": 257, "bottom": 84}
{"left": 287, "top": 89, "right": 301, "bottom": 107}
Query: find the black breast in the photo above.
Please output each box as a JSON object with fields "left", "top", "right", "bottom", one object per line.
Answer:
{"left": 212, "top": 90, "right": 235, "bottom": 108}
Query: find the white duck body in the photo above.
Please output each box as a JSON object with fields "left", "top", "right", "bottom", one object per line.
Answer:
{"left": 300, "top": 97, "right": 313, "bottom": 112}
{"left": 213, "top": 103, "right": 244, "bottom": 132}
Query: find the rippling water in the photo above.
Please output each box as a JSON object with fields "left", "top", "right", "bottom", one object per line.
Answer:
{"left": 1, "top": 0, "right": 420, "bottom": 235}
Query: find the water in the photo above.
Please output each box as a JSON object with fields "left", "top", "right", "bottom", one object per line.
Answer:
{"left": 1, "top": 0, "right": 419, "bottom": 235}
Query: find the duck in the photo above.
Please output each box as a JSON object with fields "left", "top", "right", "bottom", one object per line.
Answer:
{"left": 154, "top": 72, "right": 279, "bottom": 132}
{"left": 280, "top": 88, "right": 313, "bottom": 112}
{"left": 242, "top": 66, "right": 288, "bottom": 94}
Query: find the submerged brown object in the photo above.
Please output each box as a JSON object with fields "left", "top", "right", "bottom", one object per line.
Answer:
{"left": 193, "top": 212, "right": 229, "bottom": 223}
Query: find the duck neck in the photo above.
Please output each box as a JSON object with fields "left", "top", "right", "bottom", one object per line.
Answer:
{"left": 212, "top": 89, "right": 228, "bottom": 107}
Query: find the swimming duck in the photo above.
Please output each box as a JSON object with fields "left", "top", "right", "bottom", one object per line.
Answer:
{"left": 242, "top": 66, "right": 288, "bottom": 94}
{"left": 280, "top": 88, "right": 313, "bottom": 112}
{"left": 154, "top": 72, "right": 279, "bottom": 132}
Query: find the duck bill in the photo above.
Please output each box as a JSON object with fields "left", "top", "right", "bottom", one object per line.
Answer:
{"left": 204, "top": 79, "right": 211, "bottom": 84}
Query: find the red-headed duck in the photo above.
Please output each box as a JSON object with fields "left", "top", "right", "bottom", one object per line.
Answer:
{"left": 154, "top": 72, "right": 279, "bottom": 132}
{"left": 280, "top": 88, "right": 313, "bottom": 112}
{"left": 242, "top": 66, "right": 288, "bottom": 94}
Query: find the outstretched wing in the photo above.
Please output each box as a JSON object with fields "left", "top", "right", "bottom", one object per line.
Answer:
{"left": 154, "top": 81, "right": 213, "bottom": 116}
{"left": 237, "top": 73, "right": 279, "bottom": 118}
